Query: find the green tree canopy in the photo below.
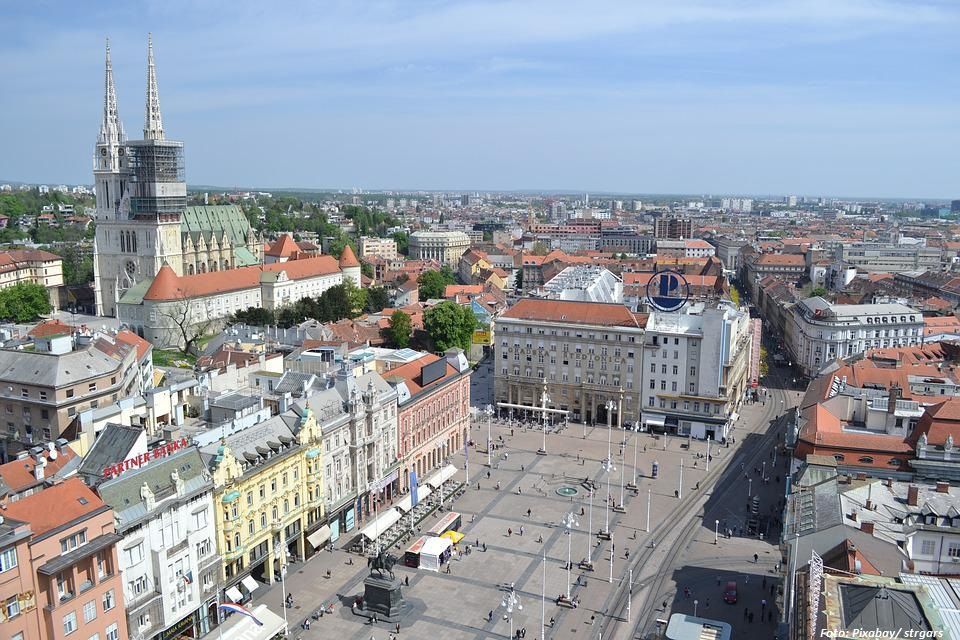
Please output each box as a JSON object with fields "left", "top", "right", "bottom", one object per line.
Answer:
{"left": 810, "top": 286, "right": 828, "bottom": 298}
{"left": 424, "top": 301, "right": 478, "bottom": 352}
{"left": 387, "top": 310, "right": 412, "bottom": 348}
{"left": 418, "top": 269, "right": 456, "bottom": 301}
{"left": 0, "top": 282, "right": 52, "bottom": 323}
{"left": 392, "top": 232, "right": 409, "bottom": 256}
{"left": 366, "top": 286, "right": 390, "bottom": 314}
{"left": 229, "top": 307, "right": 276, "bottom": 326}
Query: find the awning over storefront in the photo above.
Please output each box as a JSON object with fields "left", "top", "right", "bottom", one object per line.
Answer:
{"left": 225, "top": 586, "right": 243, "bottom": 603}
{"left": 240, "top": 575, "right": 259, "bottom": 593}
{"left": 359, "top": 508, "right": 403, "bottom": 542}
{"left": 307, "top": 525, "right": 331, "bottom": 549}
{"left": 394, "top": 486, "right": 432, "bottom": 513}
{"left": 220, "top": 604, "right": 287, "bottom": 640}
{"left": 644, "top": 413, "right": 666, "bottom": 427}
{"left": 425, "top": 464, "right": 457, "bottom": 490}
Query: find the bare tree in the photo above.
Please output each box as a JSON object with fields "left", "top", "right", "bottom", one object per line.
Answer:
{"left": 155, "top": 291, "right": 216, "bottom": 355}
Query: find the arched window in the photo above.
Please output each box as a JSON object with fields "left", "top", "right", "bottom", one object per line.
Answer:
{"left": 834, "top": 454, "right": 845, "bottom": 462}
{"left": 888, "top": 458, "right": 902, "bottom": 466}
{"left": 858, "top": 456, "right": 874, "bottom": 464}
{"left": 188, "top": 264, "right": 195, "bottom": 275}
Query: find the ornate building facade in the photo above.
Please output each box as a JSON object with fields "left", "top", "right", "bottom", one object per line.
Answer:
{"left": 92, "top": 37, "right": 262, "bottom": 317}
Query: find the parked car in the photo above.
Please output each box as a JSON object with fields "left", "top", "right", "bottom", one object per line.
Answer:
{"left": 723, "top": 581, "right": 738, "bottom": 604}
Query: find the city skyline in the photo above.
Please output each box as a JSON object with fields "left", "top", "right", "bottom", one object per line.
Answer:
{"left": 1, "top": 1, "right": 958, "bottom": 198}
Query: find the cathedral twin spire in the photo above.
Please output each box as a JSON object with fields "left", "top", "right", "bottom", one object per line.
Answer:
{"left": 100, "top": 34, "right": 165, "bottom": 145}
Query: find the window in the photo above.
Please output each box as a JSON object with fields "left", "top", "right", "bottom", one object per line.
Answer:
{"left": 690, "top": 366, "right": 697, "bottom": 376}
{"left": 948, "top": 544, "right": 960, "bottom": 559}
{"left": 0, "top": 546, "right": 16, "bottom": 572}
{"left": 63, "top": 611, "right": 78, "bottom": 635}
{"left": 102, "top": 589, "right": 115, "bottom": 611}
{"left": 858, "top": 456, "right": 874, "bottom": 464}
{"left": 66, "top": 389, "right": 74, "bottom": 398}
{"left": 5, "top": 595, "right": 20, "bottom": 619}
{"left": 88, "top": 383, "right": 97, "bottom": 393}
{"left": 106, "top": 623, "right": 120, "bottom": 640}
{"left": 920, "top": 539, "right": 937, "bottom": 556}
{"left": 83, "top": 599, "right": 97, "bottom": 623}
{"left": 193, "top": 509, "right": 208, "bottom": 530}
{"left": 124, "top": 542, "right": 144, "bottom": 566}
{"left": 60, "top": 530, "right": 86, "bottom": 554}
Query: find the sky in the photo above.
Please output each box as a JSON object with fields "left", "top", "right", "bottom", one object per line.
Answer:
{"left": 0, "top": 0, "right": 958, "bottom": 198}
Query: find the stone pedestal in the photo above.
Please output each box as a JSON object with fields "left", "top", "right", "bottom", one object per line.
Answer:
{"left": 361, "top": 575, "right": 410, "bottom": 622}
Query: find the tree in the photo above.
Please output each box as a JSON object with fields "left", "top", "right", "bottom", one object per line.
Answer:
{"left": 229, "top": 306, "right": 276, "bottom": 326}
{"left": 530, "top": 242, "right": 550, "bottom": 256}
{"left": 392, "top": 232, "right": 409, "bottom": 256}
{"left": 387, "top": 310, "right": 412, "bottom": 348}
{"left": 810, "top": 286, "right": 828, "bottom": 298}
{"left": 759, "top": 345, "right": 770, "bottom": 378}
{"left": 424, "top": 301, "right": 478, "bottom": 352}
{"left": 156, "top": 293, "right": 216, "bottom": 355}
{"left": 361, "top": 262, "right": 374, "bottom": 278}
{"left": 366, "top": 286, "right": 390, "bottom": 314}
{"left": 0, "top": 282, "right": 51, "bottom": 323}
{"left": 418, "top": 269, "right": 456, "bottom": 301}
{"left": 515, "top": 268, "right": 523, "bottom": 290}
{"left": 729, "top": 283, "right": 741, "bottom": 307}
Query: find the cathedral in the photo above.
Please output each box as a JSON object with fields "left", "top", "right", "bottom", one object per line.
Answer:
{"left": 92, "top": 36, "right": 262, "bottom": 317}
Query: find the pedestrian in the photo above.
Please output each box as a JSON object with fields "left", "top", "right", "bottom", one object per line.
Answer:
{"left": 404, "top": 575, "right": 409, "bottom": 587}
{"left": 488, "top": 610, "right": 494, "bottom": 622}
{"left": 483, "top": 543, "right": 487, "bottom": 552}
{"left": 761, "top": 598, "right": 767, "bottom": 611}
{"left": 762, "top": 577, "right": 767, "bottom": 588}
{"left": 527, "top": 508, "right": 532, "bottom": 518}
{"left": 508, "top": 527, "right": 512, "bottom": 536}
{"left": 748, "top": 612, "right": 754, "bottom": 623}
{"left": 487, "top": 470, "right": 491, "bottom": 479}
{"left": 520, "top": 525, "right": 524, "bottom": 536}
{"left": 754, "top": 553, "right": 759, "bottom": 563}
{"left": 396, "top": 622, "right": 401, "bottom": 635}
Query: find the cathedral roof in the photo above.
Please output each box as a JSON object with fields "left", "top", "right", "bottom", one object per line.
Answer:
{"left": 339, "top": 244, "right": 360, "bottom": 268}
{"left": 180, "top": 205, "right": 251, "bottom": 248}
{"left": 266, "top": 234, "right": 299, "bottom": 258}
{"left": 143, "top": 263, "right": 182, "bottom": 301}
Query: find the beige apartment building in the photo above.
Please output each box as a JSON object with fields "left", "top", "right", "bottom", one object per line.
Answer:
{"left": 493, "top": 299, "right": 647, "bottom": 426}
{"left": 0, "top": 249, "right": 64, "bottom": 311}
{"left": 359, "top": 236, "right": 399, "bottom": 260}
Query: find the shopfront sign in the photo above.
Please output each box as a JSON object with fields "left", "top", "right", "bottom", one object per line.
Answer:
{"left": 102, "top": 437, "right": 190, "bottom": 479}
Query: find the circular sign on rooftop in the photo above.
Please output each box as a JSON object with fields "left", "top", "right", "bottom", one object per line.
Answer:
{"left": 645, "top": 269, "right": 690, "bottom": 312}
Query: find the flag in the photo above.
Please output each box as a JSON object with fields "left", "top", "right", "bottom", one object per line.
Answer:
{"left": 181, "top": 572, "right": 192, "bottom": 585}
{"left": 218, "top": 603, "right": 263, "bottom": 626}
{"left": 410, "top": 470, "right": 419, "bottom": 507}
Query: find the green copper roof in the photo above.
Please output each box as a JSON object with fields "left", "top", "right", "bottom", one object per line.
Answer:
{"left": 181, "top": 205, "right": 251, "bottom": 248}
{"left": 234, "top": 246, "right": 259, "bottom": 267}
{"left": 118, "top": 278, "right": 152, "bottom": 305}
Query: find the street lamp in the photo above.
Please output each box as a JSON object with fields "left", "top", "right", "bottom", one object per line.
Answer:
{"left": 706, "top": 436, "right": 711, "bottom": 473}
{"left": 435, "top": 441, "right": 445, "bottom": 508}
{"left": 748, "top": 477, "right": 752, "bottom": 498}
{"left": 714, "top": 519, "right": 719, "bottom": 545}
{"left": 586, "top": 488, "right": 594, "bottom": 565}
{"left": 678, "top": 458, "right": 683, "bottom": 500}
{"left": 693, "top": 599, "right": 699, "bottom": 617}
{"left": 602, "top": 456, "right": 615, "bottom": 535}
{"left": 275, "top": 546, "right": 289, "bottom": 633}
{"left": 485, "top": 404, "right": 494, "bottom": 467}
{"left": 646, "top": 488, "right": 651, "bottom": 532}
{"left": 561, "top": 511, "right": 580, "bottom": 599}
{"left": 539, "top": 381, "right": 549, "bottom": 455}
{"left": 501, "top": 584, "right": 522, "bottom": 639}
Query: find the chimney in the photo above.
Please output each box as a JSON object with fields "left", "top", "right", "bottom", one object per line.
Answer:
{"left": 861, "top": 521, "right": 875, "bottom": 535}
{"left": 856, "top": 472, "right": 867, "bottom": 481}
{"left": 33, "top": 455, "right": 46, "bottom": 481}
{"left": 888, "top": 384, "right": 901, "bottom": 414}
{"left": 937, "top": 481, "right": 950, "bottom": 494}
{"left": 907, "top": 485, "right": 920, "bottom": 506}
{"left": 866, "top": 499, "right": 873, "bottom": 511}
{"left": 886, "top": 478, "right": 894, "bottom": 488}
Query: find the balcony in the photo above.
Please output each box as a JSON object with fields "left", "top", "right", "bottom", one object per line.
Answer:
{"left": 223, "top": 545, "right": 245, "bottom": 561}
{"left": 271, "top": 519, "right": 284, "bottom": 533}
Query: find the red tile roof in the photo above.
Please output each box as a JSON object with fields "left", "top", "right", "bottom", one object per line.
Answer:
{"left": 754, "top": 253, "right": 806, "bottom": 267}
{"left": 444, "top": 285, "right": 483, "bottom": 298}
{"left": 385, "top": 353, "right": 460, "bottom": 397}
{"left": 143, "top": 256, "right": 341, "bottom": 301}
{"left": 502, "top": 299, "right": 645, "bottom": 328}
{"left": 2, "top": 477, "right": 106, "bottom": 537}
{"left": 0, "top": 447, "right": 77, "bottom": 493}
{"left": 115, "top": 329, "right": 152, "bottom": 360}
{"left": 911, "top": 399, "right": 960, "bottom": 447}
{"left": 266, "top": 234, "right": 300, "bottom": 258}
{"left": 338, "top": 245, "right": 360, "bottom": 268}
{"left": 28, "top": 319, "right": 74, "bottom": 338}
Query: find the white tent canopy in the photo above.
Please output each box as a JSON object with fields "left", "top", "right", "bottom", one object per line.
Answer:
{"left": 359, "top": 508, "right": 403, "bottom": 542}
{"left": 418, "top": 535, "right": 453, "bottom": 572}
{"left": 426, "top": 464, "right": 457, "bottom": 490}
{"left": 220, "top": 604, "right": 287, "bottom": 640}
{"left": 394, "top": 485, "right": 432, "bottom": 513}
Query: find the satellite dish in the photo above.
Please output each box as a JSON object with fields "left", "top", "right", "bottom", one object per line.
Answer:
{"left": 49, "top": 449, "right": 58, "bottom": 460}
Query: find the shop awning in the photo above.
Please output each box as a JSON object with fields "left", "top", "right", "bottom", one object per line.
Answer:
{"left": 220, "top": 604, "right": 287, "bottom": 640}
{"left": 644, "top": 413, "right": 666, "bottom": 427}
{"left": 394, "top": 486, "right": 432, "bottom": 513}
{"left": 307, "top": 525, "right": 331, "bottom": 549}
{"left": 240, "top": 575, "right": 259, "bottom": 593}
{"left": 425, "top": 464, "right": 457, "bottom": 490}
{"left": 225, "top": 586, "right": 243, "bottom": 603}
{"left": 359, "top": 508, "right": 403, "bottom": 542}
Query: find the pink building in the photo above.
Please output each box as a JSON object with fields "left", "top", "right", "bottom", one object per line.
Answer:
{"left": 386, "top": 350, "right": 472, "bottom": 491}
{"left": 1, "top": 478, "right": 128, "bottom": 640}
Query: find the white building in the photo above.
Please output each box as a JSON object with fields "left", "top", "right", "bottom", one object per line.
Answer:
{"left": 656, "top": 239, "right": 717, "bottom": 259}
{"left": 94, "top": 445, "right": 220, "bottom": 640}
{"left": 359, "top": 236, "right": 399, "bottom": 260}
{"left": 536, "top": 266, "right": 623, "bottom": 304}
{"left": 786, "top": 297, "right": 923, "bottom": 377}
{"left": 639, "top": 301, "right": 751, "bottom": 440}
{"left": 409, "top": 230, "right": 470, "bottom": 266}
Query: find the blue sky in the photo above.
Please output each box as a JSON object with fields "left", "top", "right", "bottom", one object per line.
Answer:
{"left": 1, "top": 0, "right": 958, "bottom": 198}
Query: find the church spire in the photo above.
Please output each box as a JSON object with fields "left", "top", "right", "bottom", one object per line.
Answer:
{"left": 98, "top": 38, "right": 125, "bottom": 146}
{"left": 144, "top": 33, "right": 164, "bottom": 140}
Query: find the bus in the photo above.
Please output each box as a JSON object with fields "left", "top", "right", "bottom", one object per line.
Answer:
{"left": 427, "top": 511, "right": 462, "bottom": 537}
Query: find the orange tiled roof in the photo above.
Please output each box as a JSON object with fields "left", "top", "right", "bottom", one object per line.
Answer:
{"left": 754, "top": 253, "right": 806, "bottom": 267}
{"left": 265, "top": 234, "right": 299, "bottom": 258}
{"left": 338, "top": 245, "right": 360, "bottom": 268}
{"left": 143, "top": 256, "right": 341, "bottom": 301}
{"left": 1, "top": 477, "right": 106, "bottom": 537}
{"left": 28, "top": 319, "right": 74, "bottom": 338}
{"left": 115, "top": 329, "right": 152, "bottom": 359}
{"left": 385, "top": 353, "right": 460, "bottom": 397}
{"left": 0, "top": 447, "right": 77, "bottom": 493}
{"left": 502, "top": 299, "right": 644, "bottom": 328}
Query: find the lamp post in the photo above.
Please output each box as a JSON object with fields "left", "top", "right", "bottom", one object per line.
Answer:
{"left": 646, "top": 488, "right": 651, "bottom": 532}
{"left": 714, "top": 519, "right": 719, "bottom": 545}
{"left": 485, "top": 404, "right": 493, "bottom": 467}
{"left": 561, "top": 511, "right": 580, "bottom": 598}
{"left": 693, "top": 599, "right": 699, "bottom": 617}
{"left": 501, "top": 585, "right": 522, "bottom": 639}
{"left": 762, "top": 460, "right": 766, "bottom": 481}
{"left": 603, "top": 457, "right": 615, "bottom": 535}
{"left": 541, "top": 547, "right": 546, "bottom": 640}
{"left": 619, "top": 442, "right": 626, "bottom": 508}
{"left": 587, "top": 488, "right": 594, "bottom": 563}
{"left": 632, "top": 427, "right": 639, "bottom": 487}
{"left": 435, "top": 442, "right": 445, "bottom": 509}
{"left": 706, "top": 436, "right": 711, "bottom": 473}
{"left": 275, "top": 546, "right": 289, "bottom": 633}
{"left": 608, "top": 535, "right": 614, "bottom": 584}
{"left": 748, "top": 478, "right": 752, "bottom": 498}
{"left": 539, "top": 380, "right": 549, "bottom": 455}
{"left": 678, "top": 459, "right": 683, "bottom": 500}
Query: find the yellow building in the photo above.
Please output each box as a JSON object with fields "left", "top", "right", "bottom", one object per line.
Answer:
{"left": 205, "top": 407, "right": 325, "bottom": 599}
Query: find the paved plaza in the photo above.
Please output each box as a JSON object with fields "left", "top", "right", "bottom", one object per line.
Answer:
{"left": 244, "top": 370, "right": 799, "bottom": 640}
